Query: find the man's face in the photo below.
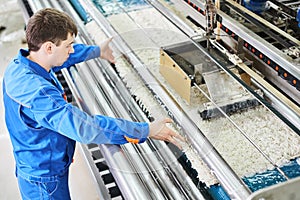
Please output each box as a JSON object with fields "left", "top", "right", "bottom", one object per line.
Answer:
{"left": 52, "top": 33, "right": 75, "bottom": 66}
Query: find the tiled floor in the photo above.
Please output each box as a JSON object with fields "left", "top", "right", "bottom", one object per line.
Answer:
{"left": 0, "top": 1, "right": 100, "bottom": 199}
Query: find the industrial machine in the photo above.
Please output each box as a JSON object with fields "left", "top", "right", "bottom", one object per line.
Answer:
{"left": 17, "top": 0, "right": 300, "bottom": 199}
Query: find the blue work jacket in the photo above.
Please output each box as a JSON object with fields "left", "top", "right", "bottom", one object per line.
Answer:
{"left": 3, "top": 44, "right": 148, "bottom": 181}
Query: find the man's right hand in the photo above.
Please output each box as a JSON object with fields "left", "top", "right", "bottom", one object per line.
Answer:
{"left": 149, "top": 118, "right": 185, "bottom": 149}
{"left": 100, "top": 37, "right": 115, "bottom": 64}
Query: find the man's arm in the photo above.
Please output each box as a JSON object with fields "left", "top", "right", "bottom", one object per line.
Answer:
{"left": 53, "top": 38, "right": 115, "bottom": 72}
{"left": 30, "top": 84, "right": 148, "bottom": 144}
{"left": 52, "top": 44, "right": 100, "bottom": 72}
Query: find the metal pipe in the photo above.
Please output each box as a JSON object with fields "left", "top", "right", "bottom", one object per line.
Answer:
{"left": 122, "top": 144, "right": 168, "bottom": 199}
{"left": 146, "top": 0, "right": 199, "bottom": 37}
{"left": 99, "top": 144, "right": 152, "bottom": 200}
{"left": 148, "top": 139, "right": 205, "bottom": 199}
{"left": 68, "top": 67, "right": 112, "bottom": 200}
{"left": 71, "top": 62, "right": 153, "bottom": 199}
{"left": 26, "top": 0, "right": 41, "bottom": 12}
{"left": 71, "top": 65, "right": 151, "bottom": 199}
{"left": 135, "top": 143, "right": 188, "bottom": 199}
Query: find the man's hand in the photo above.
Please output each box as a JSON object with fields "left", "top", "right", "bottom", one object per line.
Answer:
{"left": 100, "top": 37, "right": 115, "bottom": 63}
{"left": 149, "top": 118, "right": 185, "bottom": 149}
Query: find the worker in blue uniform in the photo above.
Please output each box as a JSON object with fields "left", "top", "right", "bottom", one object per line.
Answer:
{"left": 3, "top": 8, "right": 184, "bottom": 200}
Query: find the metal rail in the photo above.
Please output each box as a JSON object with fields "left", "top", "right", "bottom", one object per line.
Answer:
{"left": 226, "top": 0, "right": 300, "bottom": 46}
{"left": 219, "top": 10, "right": 300, "bottom": 81}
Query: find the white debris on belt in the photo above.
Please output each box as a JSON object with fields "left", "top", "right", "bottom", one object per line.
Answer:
{"left": 85, "top": 7, "right": 300, "bottom": 186}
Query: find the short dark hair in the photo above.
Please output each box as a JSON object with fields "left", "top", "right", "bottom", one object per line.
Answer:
{"left": 26, "top": 8, "right": 78, "bottom": 51}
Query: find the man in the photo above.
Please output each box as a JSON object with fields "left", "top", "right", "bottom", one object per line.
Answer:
{"left": 3, "top": 8, "right": 184, "bottom": 199}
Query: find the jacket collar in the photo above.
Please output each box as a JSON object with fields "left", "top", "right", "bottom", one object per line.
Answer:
{"left": 19, "top": 49, "right": 52, "bottom": 81}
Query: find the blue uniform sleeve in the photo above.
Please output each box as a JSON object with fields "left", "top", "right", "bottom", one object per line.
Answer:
{"left": 29, "top": 84, "right": 149, "bottom": 144}
{"left": 52, "top": 44, "right": 100, "bottom": 72}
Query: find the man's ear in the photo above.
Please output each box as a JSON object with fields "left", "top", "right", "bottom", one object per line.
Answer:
{"left": 43, "top": 41, "right": 54, "bottom": 55}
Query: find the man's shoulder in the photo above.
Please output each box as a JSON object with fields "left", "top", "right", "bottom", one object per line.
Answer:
{"left": 4, "top": 58, "right": 42, "bottom": 86}
{"left": 4, "top": 61, "right": 53, "bottom": 107}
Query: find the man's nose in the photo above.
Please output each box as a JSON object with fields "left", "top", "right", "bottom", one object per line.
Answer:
{"left": 69, "top": 45, "right": 75, "bottom": 54}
